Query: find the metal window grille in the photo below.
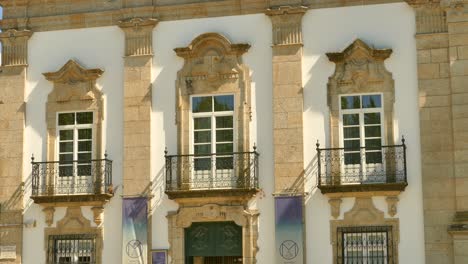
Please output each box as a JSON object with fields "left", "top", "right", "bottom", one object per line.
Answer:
{"left": 337, "top": 226, "right": 394, "bottom": 264}
{"left": 47, "top": 234, "right": 96, "bottom": 264}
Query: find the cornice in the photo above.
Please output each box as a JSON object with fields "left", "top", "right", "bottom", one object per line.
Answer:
{"left": 0, "top": 0, "right": 408, "bottom": 33}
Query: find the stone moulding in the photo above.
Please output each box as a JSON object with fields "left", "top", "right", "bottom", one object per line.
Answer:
{"left": 330, "top": 197, "right": 400, "bottom": 263}
{"left": 0, "top": 29, "right": 33, "bottom": 67}
{"left": 167, "top": 202, "right": 259, "bottom": 264}
{"left": 44, "top": 206, "right": 104, "bottom": 264}
{"left": 265, "top": 6, "right": 307, "bottom": 46}
{"left": 43, "top": 60, "right": 104, "bottom": 85}
{"left": 326, "top": 38, "right": 395, "bottom": 153}
{"left": 174, "top": 33, "right": 252, "bottom": 156}
{"left": 118, "top": 18, "right": 158, "bottom": 57}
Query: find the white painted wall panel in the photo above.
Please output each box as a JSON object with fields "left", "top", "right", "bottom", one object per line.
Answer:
{"left": 302, "top": 3, "right": 424, "bottom": 264}
{"left": 24, "top": 26, "right": 124, "bottom": 264}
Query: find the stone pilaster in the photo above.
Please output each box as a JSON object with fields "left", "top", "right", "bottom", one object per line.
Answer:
{"left": 0, "top": 29, "right": 32, "bottom": 264}
{"left": 119, "top": 18, "right": 157, "bottom": 196}
{"left": 442, "top": 1, "right": 468, "bottom": 263}
{"left": 266, "top": 6, "right": 307, "bottom": 193}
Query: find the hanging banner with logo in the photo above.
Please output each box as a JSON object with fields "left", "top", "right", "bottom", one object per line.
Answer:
{"left": 123, "top": 197, "right": 148, "bottom": 264}
{"left": 275, "top": 196, "right": 304, "bottom": 264}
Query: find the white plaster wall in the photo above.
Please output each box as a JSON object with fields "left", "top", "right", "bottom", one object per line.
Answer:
{"left": 23, "top": 26, "right": 124, "bottom": 264}
{"left": 302, "top": 3, "right": 425, "bottom": 263}
{"left": 150, "top": 13, "right": 274, "bottom": 262}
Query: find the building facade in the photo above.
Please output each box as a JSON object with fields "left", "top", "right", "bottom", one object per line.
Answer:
{"left": 0, "top": 0, "right": 466, "bottom": 263}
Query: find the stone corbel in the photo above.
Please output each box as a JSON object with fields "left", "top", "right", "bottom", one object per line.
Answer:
{"left": 91, "top": 206, "right": 104, "bottom": 225}
{"left": 386, "top": 196, "right": 399, "bottom": 217}
{"left": 118, "top": 18, "right": 158, "bottom": 57}
{"left": 265, "top": 6, "right": 307, "bottom": 46}
{"left": 329, "top": 198, "right": 342, "bottom": 219}
{"left": 0, "top": 29, "right": 33, "bottom": 66}
{"left": 42, "top": 207, "right": 55, "bottom": 227}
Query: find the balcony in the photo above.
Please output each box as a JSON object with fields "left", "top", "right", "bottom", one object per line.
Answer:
{"left": 31, "top": 158, "right": 113, "bottom": 204}
{"left": 316, "top": 140, "right": 407, "bottom": 194}
{"left": 165, "top": 150, "right": 259, "bottom": 199}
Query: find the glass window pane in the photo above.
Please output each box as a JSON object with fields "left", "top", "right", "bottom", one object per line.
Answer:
{"left": 78, "top": 141, "right": 92, "bottom": 152}
{"left": 194, "top": 117, "right": 211, "bottom": 130}
{"left": 59, "top": 166, "right": 73, "bottom": 177}
{"left": 194, "top": 131, "right": 211, "bottom": 143}
{"left": 77, "top": 165, "right": 92, "bottom": 176}
{"left": 344, "top": 153, "right": 361, "bottom": 165}
{"left": 76, "top": 112, "right": 93, "bottom": 124}
{"left": 58, "top": 113, "right": 75, "bottom": 125}
{"left": 216, "top": 130, "right": 233, "bottom": 142}
{"left": 362, "top": 95, "right": 382, "bottom": 108}
{"left": 60, "top": 142, "right": 73, "bottom": 153}
{"left": 214, "top": 95, "right": 234, "bottom": 111}
{"left": 194, "top": 158, "right": 211, "bottom": 170}
{"left": 216, "top": 143, "right": 233, "bottom": 153}
{"left": 194, "top": 144, "right": 211, "bottom": 155}
{"left": 343, "top": 127, "right": 360, "bottom": 139}
{"left": 343, "top": 114, "right": 359, "bottom": 126}
{"left": 344, "top": 140, "right": 360, "bottom": 150}
{"left": 366, "top": 152, "right": 383, "bottom": 164}
{"left": 60, "top": 130, "right": 74, "bottom": 140}
{"left": 364, "top": 113, "right": 381, "bottom": 124}
{"left": 78, "top": 129, "right": 92, "bottom": 139}
{"left": 78, "top": 153, "right": 92, "bottom": 161}
{"left": 216, "top": 116, "right": 233, "bottom": 129}
{"left": 365, "top": 139, "right": 382, "bottom": 150}
{"left": 365, "top": 126, "right": 381, "bottom": 138}
{"left": 341, "top": 96, "right": 360, "bottom": 109}
{"left": 192, "top": 96, "right": 212, "bottom": 113}
{"left": 216, "top": 157, "right": 234, "bottom": 169}
{"left": 59, "top": 154, "right": 73, "bottom": 162}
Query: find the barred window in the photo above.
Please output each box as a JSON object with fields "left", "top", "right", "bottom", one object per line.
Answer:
{"left": 337, "top": 226, "right": 394, "bottom": 264}
{"left": 47, "top": 234, "right": 96, "bottom": 264}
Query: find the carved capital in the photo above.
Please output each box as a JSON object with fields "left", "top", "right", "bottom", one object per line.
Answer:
{"left": 91, "top": 206, "right": 104, "bottom": 226}
{"left": 42, "top": 206, "right": 55, "bottom": 227}
{"left": 329, "top": 198, "right": 342, "bottom": 219}
{"left": 386, "top": 196, "right": 399, "bottom": 217}
{"left": 266, "top": 6, "right": 307, "bottom": 46}
{"left": 0, "top": 29, "right": 33, "bottom": 66}
{"left": 119, "top": 18, "right": 158, "bottom": 57}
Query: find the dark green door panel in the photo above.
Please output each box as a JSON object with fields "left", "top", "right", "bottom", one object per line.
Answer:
{"left": 185, "top": 222, "right": 242, "bottom": 257}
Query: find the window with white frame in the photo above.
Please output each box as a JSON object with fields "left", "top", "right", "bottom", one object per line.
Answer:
{"left": 191, "top": 95, "right": 235, "bottom": 187}
{"left": 340, "top": 94, "right": 383, "bottom": 166}
{"left": 56, "top": 112, "right": 94, "bottom": 193}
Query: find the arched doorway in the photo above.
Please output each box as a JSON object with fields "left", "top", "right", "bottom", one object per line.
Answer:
{"left": 185, "top": 222, "right": 243, "bottom": 264}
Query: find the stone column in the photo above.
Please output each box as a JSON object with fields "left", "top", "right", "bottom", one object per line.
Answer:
{"left": 0, "top": 29, "right": 32, "bottom": 264}
{"left": 119, "top": 18, "right": 157, "bottom": 195}
{"left": 266, "top": 6, "right": 307, "bottom": 193}
{"left": 442, "top": 1, "right": 468, "bottom": 263}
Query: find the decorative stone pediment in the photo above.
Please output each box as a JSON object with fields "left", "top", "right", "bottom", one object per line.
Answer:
{"left": 56, "top": 207, "right": 92, "bottom": 230}
{"left": 326, "top": 39, "right": 392, "bottom": 89}
{"left": 175, "top": 33, "right": 250, "bottom": 88}
{"left": 44, "top": 60, "right": 103, "bottom": 85}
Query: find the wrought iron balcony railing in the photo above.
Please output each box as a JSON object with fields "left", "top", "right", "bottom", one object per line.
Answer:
{"left": 31, "top": 157, "right": 113, "bottom": 200}
{"left": 165, "top": 150, "right": 259, "bottom": 196}
{"left": 316, "top": 139, "right": 407, "bottom": 193}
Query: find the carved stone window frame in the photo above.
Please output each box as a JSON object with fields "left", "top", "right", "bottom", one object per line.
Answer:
{"left": 43, "top": 60, "right": 104, "bottom": 163}
{"left": 326, "top": 39, "right": 394, "bottom": 149}
{"left": 44, "top": 207, "right": 103, "bottom": 264}
{"left": 167, "top": 203, "right": 259, "bottom": 264}
{"left": 174, "top": 33, "right": 252, "bottom": 156}
{"left": 330, "top": 197, "right": 400, "bottom": 264}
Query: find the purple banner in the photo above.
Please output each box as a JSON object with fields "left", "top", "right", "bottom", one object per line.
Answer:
{"left": 275, "top": 196, "right": 304, "bottom": 264}
{"left": 123, "top": 197, "right": 148, "bottom": 264}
